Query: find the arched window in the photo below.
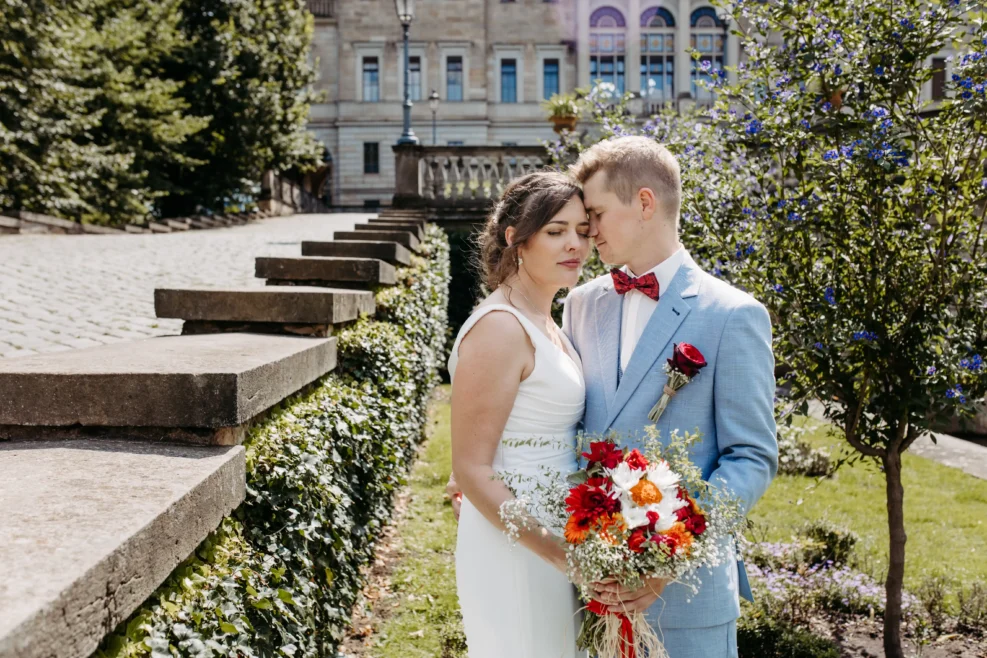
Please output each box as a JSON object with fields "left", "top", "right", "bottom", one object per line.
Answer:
{"left": 640, "top": 7, "right": 675, "bottom": 105}
{"left": 690, "top": 7, "right": 725, "bottom": 105}
{"left": 590, "top": 6, "right": 627, "bottom": 95}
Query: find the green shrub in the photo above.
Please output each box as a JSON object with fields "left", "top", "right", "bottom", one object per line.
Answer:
{"left": 958, "top": 582, "right": 987, "bottom": 637}
{"left": 798, "top": 520, "right": 858, "bottom": 568}
{"left": 738, "top": 613, "right": 840, "bottom": 658}
{"left": 93, "top": 226, "right": 450, "bottom": 658}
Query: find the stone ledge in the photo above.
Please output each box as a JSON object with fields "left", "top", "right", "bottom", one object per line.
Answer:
{"left": 334, "top": 229, "right": 421, "bottom": 252}
{"left": 155, "top": 286, "right": 374, "bottom": 326}
{"left": 301, "top": 240, "right": 411, "bottom": 266}
{"left": 0, "top": 440, "right": 245, "bottom": 658}
{"left": 353, "top": 222, "right": 424, "bottom": 241}
{"left": 257, "top": 256, "right": 397, "bottom": 287}
{"left": 0, "top": 333, "right": 337, "bottom": 433}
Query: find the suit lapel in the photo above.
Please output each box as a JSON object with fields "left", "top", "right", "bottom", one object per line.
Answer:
{"left": 594, "top": 281, "right": 622, "bottom": 414}
{"left": 605, "top": 256, "right": 703, "bottom": 429}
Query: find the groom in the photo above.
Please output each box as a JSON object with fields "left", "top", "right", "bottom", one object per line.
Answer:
{"left": 448, "top": 135, "right": 777, "bottom": 658}
{"left": 564, "top": 135, "right": 777, "bottom": 657}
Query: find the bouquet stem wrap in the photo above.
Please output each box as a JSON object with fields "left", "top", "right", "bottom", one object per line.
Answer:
{"left": 648, "top": 377, "right": 687, "bottom": 423}
{"left": 584, "top": 601, "right": 668, "bottom": 658}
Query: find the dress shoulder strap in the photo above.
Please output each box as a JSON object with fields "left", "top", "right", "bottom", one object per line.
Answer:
{"left": 448, "top": 304, "right": 544, "bottom": 380}
{"left": 453, "top": 304, "right": 543, "bottom": 355}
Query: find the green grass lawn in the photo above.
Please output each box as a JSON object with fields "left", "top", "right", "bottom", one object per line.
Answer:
{"left": 370, "top": 388, "right": 466, "bottom": 658}
{"left": 749, "top": 416, "right": 987, "bottom": 591}
{"left": 366, "top": 389, "right": 987, "bottom": 656}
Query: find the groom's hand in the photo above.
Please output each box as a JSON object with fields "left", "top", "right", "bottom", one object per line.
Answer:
{"left": 445, "top": 473, "right": 463, "bottom": 521}
{"left": 592, "top": 577, "right": 668, "bottom": 613}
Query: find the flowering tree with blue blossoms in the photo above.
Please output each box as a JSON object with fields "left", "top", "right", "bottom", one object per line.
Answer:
{"left": 707, "top": 1, "right": 987, "bottom": 655}
{"left": 547, "top": 1, "right": 987, "bottom": 655}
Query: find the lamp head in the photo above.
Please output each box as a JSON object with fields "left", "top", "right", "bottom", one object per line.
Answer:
{"left": 428, "top": 89, "right": 440, "bottom": 112}
{"left": 394, "top": 0, "right": 415, "bottom": 25}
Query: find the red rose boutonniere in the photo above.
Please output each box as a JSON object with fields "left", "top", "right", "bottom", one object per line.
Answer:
{"left": 648, "top": 343, "right": 708, "bottom": 422}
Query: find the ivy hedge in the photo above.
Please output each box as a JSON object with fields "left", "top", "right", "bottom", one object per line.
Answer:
{"left": 93, "top": 225, "right": 450, "bottom": 658}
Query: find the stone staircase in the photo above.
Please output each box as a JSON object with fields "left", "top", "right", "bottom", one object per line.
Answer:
{"left": 0, "top": 209, "right": 279, "bottom": 236}
{"left": 0, "top": 213, "right": 426, "bottom": 658}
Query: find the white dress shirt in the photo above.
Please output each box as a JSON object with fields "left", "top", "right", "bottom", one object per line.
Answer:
{"left": 619, "top": 247, "right": 687, "bottom": 373}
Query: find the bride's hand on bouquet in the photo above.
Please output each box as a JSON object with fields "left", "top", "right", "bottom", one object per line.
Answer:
{"left": 445, "top": 473, "right": 463, "bottom": 521}
{"left": 591, "top": 576, "right": 669, "bottom": 613}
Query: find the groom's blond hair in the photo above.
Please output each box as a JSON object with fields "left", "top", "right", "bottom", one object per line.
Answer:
{"left": 569, "top": 135, "right": 681, "bottom": 224}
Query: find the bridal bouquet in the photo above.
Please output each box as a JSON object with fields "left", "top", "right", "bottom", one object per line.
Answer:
{"left": 500, "top": 428, "right": 744, "bottom": 658}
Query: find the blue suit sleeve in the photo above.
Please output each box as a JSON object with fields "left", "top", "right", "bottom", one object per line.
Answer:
{"left": 708, "top": 302, "right": 778, "bottom": 515}
{"left": 562, "top": 291, "right": 576, "bottom": 348}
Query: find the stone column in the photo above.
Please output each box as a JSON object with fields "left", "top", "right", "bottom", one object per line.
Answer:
{"left": 727, "top": 25, "right": 740, "bottom": 84}
{"left": 675, "top": 0, "right": 692, "bottom": 99}
{"left": 391, "top": 143, "right": 425, "bottom": 208}
{"left": 577, "top": 0, "right": 591, "bottom": 88}
{"left": 627, "top": 0, "right": 641, "bottom": 94}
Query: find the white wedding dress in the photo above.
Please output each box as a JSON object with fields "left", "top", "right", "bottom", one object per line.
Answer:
{"left": 448, "top": 304, "right": 587, "bottom": 658}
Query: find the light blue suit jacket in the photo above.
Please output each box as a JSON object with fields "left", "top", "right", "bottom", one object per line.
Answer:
{"left": 562, "top": 253, "right": 778, "bottom": 629}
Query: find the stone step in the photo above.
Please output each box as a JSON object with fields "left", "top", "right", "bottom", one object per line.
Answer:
{"left": 334, "top": 229, "right": 421, "bottom": 252}
{"left": 154, "top": 286, "right": 374, "bottom": 337}
{"left": 354, "top": 222, "right": 424, "bottom": 241}
{"left": 146, "top": 221, "right": 172, "bottom": 233}
{"left": 367, "top": 217, "right": 426, "bottom": 229}
{"left": 0, "top": 333, "right": 337, "bottom": 444}
{"left": 123, "top": 224, "right": 150, "bottom": 234}
{"left": 0, "top": 440, "right": 244, "bottom": 658}
{"left": 165, "top": 219, "right": 190, "bottom": 231}
{"left": 0, "top": 216, "right": 46, "bottom": 235}
{"left": 301, "top": 240, "right": 411, "bottom": 266}
{"left": 256, "top": 256, "right": 396, "bottom": 288}
{"left": 187, "top": 218, "right": 212, "bottom": 230}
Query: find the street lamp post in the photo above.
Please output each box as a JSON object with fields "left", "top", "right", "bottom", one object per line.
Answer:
{"left": 428, "top": 89, "right": 440, "bottom": 145}
{"left": 716, "top": 5, "right": 732, "bottom": 70}
{"left": 395, "top": 0, "right": 419, "bottom": 145}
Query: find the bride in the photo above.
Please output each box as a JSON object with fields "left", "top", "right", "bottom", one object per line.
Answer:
{"left": 448, "top": 171, "right": 590, "bottom": 658}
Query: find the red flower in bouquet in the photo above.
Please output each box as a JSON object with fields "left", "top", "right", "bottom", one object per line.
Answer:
{"left": 582, "top": 441, "right": 623, "bottom": 469}
{"left": 650, "top": 522, "right": 694, "bottom": 556}
{"left": 566, "top": 482, "right": 620, "bottom": 520}
{"left": 624, "top": 449, "right": 650, "bottom": 470}
{"left": 628, "top": 527, "right": 649, "bottom": 554}
{"left": 667, "top": 342, "right": 708, "bottom": 377}
{"left": 684, "top": 513, "right": 707, "bottom": 536}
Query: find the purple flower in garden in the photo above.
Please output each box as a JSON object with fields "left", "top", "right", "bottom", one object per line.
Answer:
{"left": 746, "top": 119, "right": 763, "bottom": 135}
{"left": 852, "top": 331, "right": 878, "bottom": 341}
{"left": 928, "top": 366, "right": 937, "bottom": 375}
{"left": 824, "top": 287, "right": 836, "bottom": 305}
{"left": 815, "top": 342, "right": 825, "bottom": 350}
{"left": 788, "top": 211, "right": 803, "bottom": 222}
{"left": 773, "top": 284, "right": 784, "bottom": 293}
{"left": 823, "top": 150, "right": 839, "bottom": 161}
{"left": 821, "top": 102, "right": 833, "bottom": 112}
{"left": 800, "top": 119, "right": 811, "bottom": 130}
{"left": 875, "top": 65, "right": 885, "bottom": 75}
{"left": 962, "top": 354, "right": 983, "bottom": 371}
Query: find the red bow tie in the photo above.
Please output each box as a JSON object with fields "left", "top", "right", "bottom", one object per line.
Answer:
{"left": 611, "top": 268, "right": 660, "bottom": 301}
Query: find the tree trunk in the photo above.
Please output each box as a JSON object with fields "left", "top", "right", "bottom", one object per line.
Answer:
{"left": 883, "top": 449, "right": 907, "bottom": 658}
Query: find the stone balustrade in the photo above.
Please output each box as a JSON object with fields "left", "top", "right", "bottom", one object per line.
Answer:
{"left": 393, "top": 144, "right": 546, "bottom": 210}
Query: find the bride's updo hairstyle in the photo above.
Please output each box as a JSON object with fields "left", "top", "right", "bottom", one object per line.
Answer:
{"left": 477, "top": 171, "right": 583, "bottom": 290}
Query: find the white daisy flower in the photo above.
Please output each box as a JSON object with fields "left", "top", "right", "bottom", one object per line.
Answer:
{"left": 652, "top": 496, "right": 690, "bottom": 532}
{"left": 607, "top": 462, "right": 644, "bottom": 494}
{"left": 645, "top": 460, "right": 681, "bottom": 490}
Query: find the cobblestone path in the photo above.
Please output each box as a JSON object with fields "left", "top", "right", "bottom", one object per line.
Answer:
{"left": 0, "top": 213, "right": 371, "bottom": 358}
